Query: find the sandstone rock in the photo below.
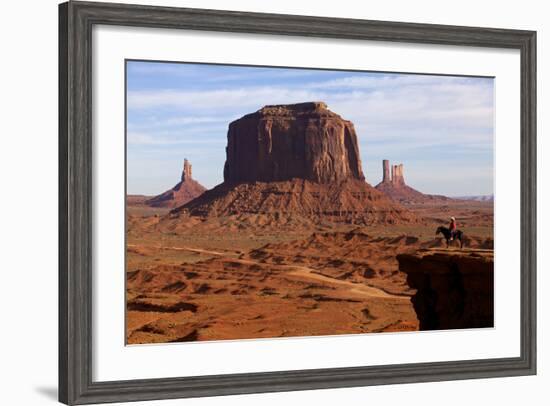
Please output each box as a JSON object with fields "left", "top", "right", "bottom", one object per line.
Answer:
{"left": 181, "top": 158, "right": 192, "bottom": 181}
{"left": 174, "top": 178, "right": 417, "bottom": 225}
{"left": 170, "top": 103, "right": 419, "bottom": 226}
{"left": 397, "top": 249, "right": 494, "bottom": 330}
{"left": 391, "top": 164, "right": 405, "bottom": 186}
{"left": 375, "top": 160, "right": 450, "bottom": 204}
{"left": 223, "top": 102, "right": 365, "bottom": 184}
{"left": 146, "top": 159, "right": 206, "bottom": 208}
{"left": 382, "top": 159, "right": 391, "bottom": 183}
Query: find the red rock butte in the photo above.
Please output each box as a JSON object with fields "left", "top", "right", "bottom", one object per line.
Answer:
{"left": 375, "top": 159, "right": 449, "bottom": 204}
{"left": 172, "top": 103, "right": 417, "bottom": 225}
{"left": 223, "top": 102, "right": 365, "bottom": 184}
{"left": 146, "top": 159, "right": 206, "bottom": 208}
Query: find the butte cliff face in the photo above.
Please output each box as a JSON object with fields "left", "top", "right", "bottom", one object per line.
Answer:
{"left": 223, "top": 102, "right": 365, "bottom": 184}
{"left": 146, "top": 159, "right": 206, "bottom": 208}
{"left": 375, "top": 160, "right": 449, "bottom": 204}
{"left": 397, "top": 249, "right": 494, "bottom": 330}
{"left": 170, "top": 103, "right": 416, "bottom": 226}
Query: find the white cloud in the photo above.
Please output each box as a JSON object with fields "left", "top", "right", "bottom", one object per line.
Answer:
{"left": 127, "top": 87, "right": 328, "bottom": 111}
{"left": 127, "top": 77, "right": 494, "bottom": 152}
{"left": 128, "top": 115, "right": 231, "bottom": 132}
{"left": 127, "top": 131, "right": 225, "bottom": 146}
{"left": 128, "top": 62, "right": 322, "bottom": 82}
{"left": 306, "top": 73, "right": 452, "bottom": 90}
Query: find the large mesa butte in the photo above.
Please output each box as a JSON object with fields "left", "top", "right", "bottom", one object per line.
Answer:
{"left": 174, "top": 102, "right": 417, "bottom": 225}
{"left": 223, "top": 102, "right": 365, "bottom": 184}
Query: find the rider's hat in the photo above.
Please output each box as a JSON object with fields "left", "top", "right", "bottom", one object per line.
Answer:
{"left": 451, "top": 216, "right": 456, "bottom": 221}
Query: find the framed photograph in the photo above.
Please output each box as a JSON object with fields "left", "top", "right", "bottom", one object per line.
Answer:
{"left": 59, "top": 1, "right": 536, "bottom": 404}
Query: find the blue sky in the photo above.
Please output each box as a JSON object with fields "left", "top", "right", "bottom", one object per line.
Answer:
{"left": 126, "top": 60, "right": 494, "bottom": 196}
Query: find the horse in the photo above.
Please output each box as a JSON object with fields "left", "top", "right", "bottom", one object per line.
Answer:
{"left": 436, "top": 226, "right": 464, "bottom": 248}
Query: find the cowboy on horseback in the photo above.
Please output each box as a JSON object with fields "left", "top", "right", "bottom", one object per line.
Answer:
{"left": 436, "top": 219, "right": 463, "bottom": 248}
{"left": 449, "top": 216, "right": 457, "bottom": 241}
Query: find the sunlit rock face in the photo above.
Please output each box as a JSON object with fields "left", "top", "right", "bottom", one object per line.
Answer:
{"left": 223, "top": 102, "right": 365, "bottom": 184}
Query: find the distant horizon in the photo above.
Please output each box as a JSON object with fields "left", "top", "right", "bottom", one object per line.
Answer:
{"left": 127, "top": 61, "right": 494, "bottom": 197}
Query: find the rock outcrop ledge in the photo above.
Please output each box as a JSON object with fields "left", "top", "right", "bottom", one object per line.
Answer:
{"left": 397, "top": 249, "right": 494, "bottom": 330}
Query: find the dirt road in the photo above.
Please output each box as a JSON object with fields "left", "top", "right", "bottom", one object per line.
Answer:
{"left": 129, "top": 243, "right": 407, "bottom": 300}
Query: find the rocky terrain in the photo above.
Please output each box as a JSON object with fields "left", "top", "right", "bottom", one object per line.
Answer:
{"left": 126, "top": 230, "right": 418, "bottom": 343}
{"left": 126, "top": 102, "right": 494, "bottom": 344}
{"left": 171, "top": 178, "right": 416, "bottom": 226}
{"left": 126, "top": 227, "right": 493, "bottom": 343}
{"left": 397, "top": 249, "right": 494, "bottom": 330}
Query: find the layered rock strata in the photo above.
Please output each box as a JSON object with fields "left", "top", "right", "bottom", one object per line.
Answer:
{"left": 223, "top": 102, "right": 365, "bottom": 184}
{"left": 397, "top": 249, "right": 494, "bottom": 330}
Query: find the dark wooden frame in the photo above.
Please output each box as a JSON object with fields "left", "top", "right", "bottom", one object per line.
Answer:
{"left": 59, "top": 1, "right": 537, "bottom": 404}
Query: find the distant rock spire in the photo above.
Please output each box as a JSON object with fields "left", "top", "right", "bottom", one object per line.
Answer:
{"left": 382, "top": 159, "right": 390, "bottom": 183}
{"left": 375, "top": 159, "right": 450, "bottom": 203}
{"left": 182, "top": 158, "right": 192, "bottom": 182}
{"left": 146, "top": 158, "right": 206, "bottom": 208}
{"left": 391, "top": 163, "right": 405, "bottom": 186}
{"left": 379, "top": 159, "right": 407, "bottom": 187}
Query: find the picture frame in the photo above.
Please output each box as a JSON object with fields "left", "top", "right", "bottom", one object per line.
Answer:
{"left": 59, "top": 1, "right": 537, "bottom": 404}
